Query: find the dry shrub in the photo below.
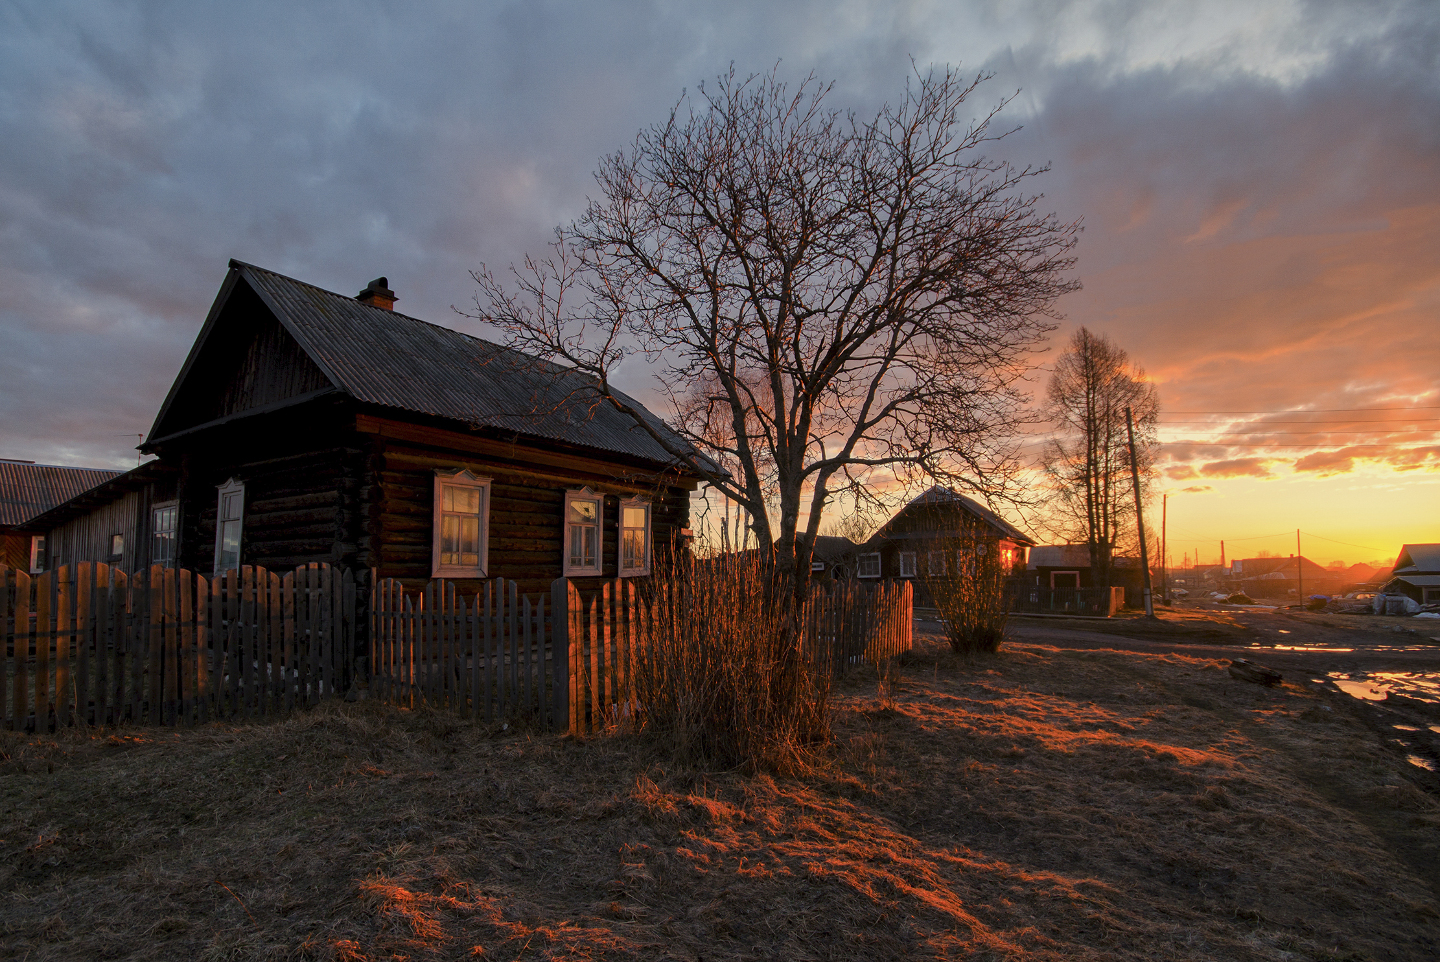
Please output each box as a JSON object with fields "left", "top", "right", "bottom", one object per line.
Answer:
{"left": 920, "top": 515, "right": 1010, "bottom": 655}
{"left": 632, "top": 554, "right": 832, "bottom": 774}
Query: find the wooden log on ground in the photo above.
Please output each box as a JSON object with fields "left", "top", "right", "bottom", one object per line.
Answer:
{"left": 1228, "top": 658, "right": 1282, "bottom": 687}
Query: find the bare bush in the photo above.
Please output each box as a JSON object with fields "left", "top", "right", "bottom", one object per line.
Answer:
{"left": 919, "top": 514, "right": 1011, "bottom": 655}
{"left": 631, "top": 554, "right": 832, "bottom": 774}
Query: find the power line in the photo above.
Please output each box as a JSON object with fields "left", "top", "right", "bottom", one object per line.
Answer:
{"left": 1299, "top": 531, "right": 1391, "bottom": 553}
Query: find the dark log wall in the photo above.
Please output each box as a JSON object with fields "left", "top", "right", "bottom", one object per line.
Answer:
{"left": 170, "top": 403, "right": 370, "bottom": 578}
{"left": 362, "top": 418, "right": 692, "bottom": 597}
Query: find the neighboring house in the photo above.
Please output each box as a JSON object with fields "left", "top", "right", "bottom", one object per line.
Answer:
{"left": 0, "top": 459, "right": 120, "bottom": 570}
{"left": 28, "top": 260, "right": 707, "bottom": 596}
{"left": 808, "top": 535, "right": 858, "bottom": 580}
{"left": 1227, "top": 555, "right": 1339, "bottom": 600}
{"left": 1027, "top": 545, "right": 1147, "bottom": 605}
{"left": 858, "top": 486, "right": 1035, "bottom": 606}
{"left": 1381, "top": 545, "right": 1440, "bottom": 605}
{"left": 24, "top": 459, "right": 178, "bottom": 572}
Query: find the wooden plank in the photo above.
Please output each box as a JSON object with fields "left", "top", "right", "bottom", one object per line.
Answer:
{"left": 54, "top": 566, "right": 72, "bottom": 729}
{"left": 146, "top": 566, "right": 162, "bottom": 724}
{"left": 96, "top": 565, "right": 113, "bottom": 725}
{"left": 162, "top": 567, "right": 178, "bottom": 725}
{"left": 508, "top": 580, "right": 520, "bottom": 720}
{"left": 239, "top": 566, "right": 256, "bottom": 719}
{"left": 524, "top": 589, "right": 537, "bottom": 726}
{"left": 281, "top": 571, "right": 296, "bottom": 713}
{"left": 1, "top": 568, "right": 12, "bottom": 730}
{"left": 587, "top": 592, "right": 599, "bottom": 735}
{"left": 550, "top": 580, "right": 567, "bottom": 732}
{"left": 468, "top": 587, "right": 480, "bottom": 721}
{"left": 35, "top": 570, "right": 52, "bottom": 732}
{"left": 318, "top": 565, "right": 333, "bottom": 704}
{"left": 495, "top": 576, "right": 506, "bottom": 717}
{"left": 128, "top": 568, "right": 144, "bottom": 724}
{"left": 192, "top": 572, "right": 208, "bottom": 724}
{"left": 302, "top": 565, "right": 319, "bottom": 706}
{"left": 479, "top": 581, "right": 492, "bottom": 722}
{"left": 224, "top": 567, "right": 241, "bottom": 719}
{"left": 12, "top": 570, "right": 31, "bottom": 731}
{"left": 75, "top": 563, "right": 93, "bottom": 726}
{"left": 400, "top": 589, "right": 414, "bottom": 709}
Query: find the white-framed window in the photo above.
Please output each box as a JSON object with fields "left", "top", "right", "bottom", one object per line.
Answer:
{"left": 858, "top": 552, "right": 882, "bottom": 579}
{"left": 214, "top": 478, "right": 244, "bottom": 574}
{"left": 563, "top": 488, "right": 603, "bottom": 576}
{"left": 811, "top": 561, "right": 826, "bottom": 572}
{"left": 109, "top": 534, "right": 124, "bottom": 560}
{"left": 28, "top": 535, "right": 45, "bottom": 573}
{"left": 432, "top": 470, "right": 491, "bottom": 578}
{"left": 927, "top": 550, "right": 946, "bottom": 577}
{"left": 898, "top": 551, "right": 917, "bottom": 578}
{"left": 619, "top": 498, "right": 651, "bottom": 577}
{"left": 152, "top": 501, "right": 178, "bottom": 567}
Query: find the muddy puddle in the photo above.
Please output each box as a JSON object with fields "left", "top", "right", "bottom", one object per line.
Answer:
{"left": 1324, "top": 672, "right": 1440, "bottom": 771}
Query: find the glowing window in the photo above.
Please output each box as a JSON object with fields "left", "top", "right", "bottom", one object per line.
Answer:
{"left": 620, "top": 500, "right": 651, "bottom": 576}
{"left": 564, "top": 489, "right": 603, "bottom": 576}
{"left": 432, "top": 470, "right": 491, "bottom": 578}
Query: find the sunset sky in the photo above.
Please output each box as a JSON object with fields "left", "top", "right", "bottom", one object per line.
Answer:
{"left": 2, "top": 0, "right": 1435, "bottom": 568}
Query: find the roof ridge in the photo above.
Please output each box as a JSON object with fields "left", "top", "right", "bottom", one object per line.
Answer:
{"left": 229, "top": 259, "right": 582, "bottom": 377}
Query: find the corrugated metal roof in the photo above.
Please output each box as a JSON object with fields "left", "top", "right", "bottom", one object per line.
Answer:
{"left": 0, "top": 461, "right": 122, "bottom": 527}
{"left": 232, "top": 261, "right": 708, "bottom": 472}
{"left": 1394, "top": 544, "right": 1440, "bottom": 575}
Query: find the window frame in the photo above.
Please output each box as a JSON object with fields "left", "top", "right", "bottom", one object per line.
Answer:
{"left": 563, "top": 487, "right": 604, "bottom": 577}
{"left": 618, "top": 497, "right": 652, "bottom": 577}
{"left": 213, "top": 478, "right": 245, "bottom": 575}
{"left": 109, "top": 533, "right": 124, "bottom": 561}
{"left": 858, "top": 552, "right": 882, "bottom": 579}
{"left": 28, "top": 534, "right": 45, "bottom": 573}
{"left": 151, "top": 501, "right": 178, "bottom": 568}
{"left": 432, "top": 469, "right": 492, "bottom": 579}
{"left": 898, "top": 551, "right": 917, "bottom": 578}
{"left": 927, "top": 550, "right": 947, "bottom": 577}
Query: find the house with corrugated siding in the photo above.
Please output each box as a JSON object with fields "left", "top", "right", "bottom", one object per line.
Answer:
{"left": 0, "top": 460, "right": 120, "bottom": 570}
{"left": 27, "top": 260, "right": 706, "bottom": 595}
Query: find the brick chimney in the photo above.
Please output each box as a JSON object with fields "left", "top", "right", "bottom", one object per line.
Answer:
{"left": 356, "top": 276, "right": 397, "bottom": 310}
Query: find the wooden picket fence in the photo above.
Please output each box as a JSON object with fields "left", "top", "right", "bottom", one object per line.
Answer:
{"left": 367, "top": 575, "right": 913, "bottom": 735}
{"left": 1, "top": 562, "right": 354, "bottom": 732}
{"left": 804, "top": 579, "right": 913, "bottom": 673}
{"left": 367, "top": 576, "right": 563, "bottom": 728}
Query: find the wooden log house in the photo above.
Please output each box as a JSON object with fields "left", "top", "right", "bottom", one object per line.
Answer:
{"left": 857, "top": 486, "right": 1035, "bottom": 607}
{"left": 26, "top": 260, "right": 705, "bottom": 598}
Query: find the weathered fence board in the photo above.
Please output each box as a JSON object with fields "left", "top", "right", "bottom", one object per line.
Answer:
{"left": 1, "top": 562, "right": 353, "bottom": 732}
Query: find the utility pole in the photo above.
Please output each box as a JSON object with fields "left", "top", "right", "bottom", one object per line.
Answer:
{"left": 1161, "top": 493, "right": 1168, "bottom": 604}
{"left": 1220, "top": 540, "right": 1225, "bottom": 571}
{"left": 1125, "top": 406, "right": 1155, "bottom": 618}
{"left": 1296, "top": 529, "right": 1303, "bottom": 606}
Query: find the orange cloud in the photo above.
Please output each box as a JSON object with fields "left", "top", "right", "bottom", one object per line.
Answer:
{"left": 1199, "top": 458, "right": 1274, "bottom": 479}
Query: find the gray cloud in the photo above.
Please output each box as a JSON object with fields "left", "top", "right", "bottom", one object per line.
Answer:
{"left": 1, "top": 0, "right": 1436, "bottom": 479}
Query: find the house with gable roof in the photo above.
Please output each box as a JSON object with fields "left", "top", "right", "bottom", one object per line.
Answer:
{"left": 855, "top": 486, "right": 1035, "bottom": 606}
{"left": 26, "top": 261, "right": 707, "bottom": 596}
{"left": 0, "top": 460, "right": 120, "bottom": 570}
{"left": 1381, "top": 544, "right": 1440, "bottom": 605}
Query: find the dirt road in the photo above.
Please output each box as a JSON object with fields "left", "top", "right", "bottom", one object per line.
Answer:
{"left": 918, "top": 603, "right": 1440, "bottom": 784}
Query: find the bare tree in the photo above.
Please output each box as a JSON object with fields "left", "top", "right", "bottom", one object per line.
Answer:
{"left": 1041, "top": 328, "right": 1159, "bottom": 589}
{"left": 473, "top": 65, "right": 1078, "bottom": 578}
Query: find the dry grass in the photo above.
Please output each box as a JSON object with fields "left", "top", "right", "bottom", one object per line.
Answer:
{"left": 2, "top": 636, "right": 1438, "bottom": 961}
{"left": 632, "top": 557, "right": 832, "bottom": 774}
